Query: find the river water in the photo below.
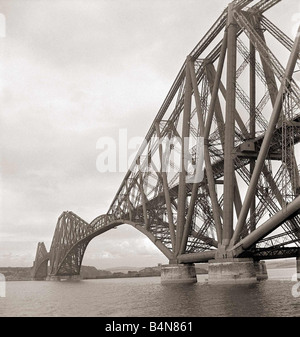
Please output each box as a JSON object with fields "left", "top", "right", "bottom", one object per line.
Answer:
{"left": 1, "top": 268, "right": 300, "bottom": 317}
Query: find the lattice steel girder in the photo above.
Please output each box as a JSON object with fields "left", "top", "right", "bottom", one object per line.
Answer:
{"left": 48, "top": 210, "right": 175, "bottom": 275}
{"left": 38, "top": 1, "right": 300, "bottom": 277}
{"left": 230, "top": 24, "right": 300, "bottom": 246}
{"left": 248, "top": 247, "right": 300, "bottom": 260}
{"left": 233, "top": 10, "right": 300, "bottom": 106}
{"left": 251, "top": 0, "right": 282, "bottom": 14}
{"left": 32, "top": 242, "right": 49, "bottom": 279}
{"left": 154, "top": 123, "right": 176, "bottom": 249}
{"left": 107, "top": 0, "right": 283, "bottom": 214}
{"left": 260, "top": 15, "right": 295, "bottom": 52}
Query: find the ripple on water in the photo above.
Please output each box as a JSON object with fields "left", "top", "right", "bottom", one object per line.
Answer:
{"left": 1, "top": 272, "right": 300, "bottom": 317}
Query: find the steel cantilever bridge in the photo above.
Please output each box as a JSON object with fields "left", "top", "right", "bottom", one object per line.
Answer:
{"left": 33, "top": 0, "right": 300, "bottom": 280}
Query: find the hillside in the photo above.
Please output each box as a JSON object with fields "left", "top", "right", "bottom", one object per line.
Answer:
{"left": 0, "top": 267, "right": 32, "bottom": 281}
{"left": 0, "top": 265, "right": 161, "bottom": 280}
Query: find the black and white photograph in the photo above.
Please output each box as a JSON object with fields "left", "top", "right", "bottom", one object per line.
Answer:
{"left": 1, "top": 0, "right": 300, "bottom": 323}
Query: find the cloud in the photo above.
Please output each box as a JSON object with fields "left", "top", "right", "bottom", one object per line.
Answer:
{"left": 82, "top": 225, "right": 168, "bottom": 269}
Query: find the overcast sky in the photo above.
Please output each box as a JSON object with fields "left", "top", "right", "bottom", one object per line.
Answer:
{"left": 0, "top": 0, "right": 299, "bottom": 269}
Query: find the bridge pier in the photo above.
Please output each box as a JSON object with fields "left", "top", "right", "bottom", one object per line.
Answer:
{"left": 254, "top": 261, "right": 268, "bottom": 281}
{"left": 208, "top": 258, "right": 257, "bottom": 284}
{"left": 297, "top": 255, "right": 300, "bottom": 281}
{"left": 46, "top": 275, "right": 82, "bottom": 282}
{"left": 161, "top": 263, "right": 197, "bottom": 284}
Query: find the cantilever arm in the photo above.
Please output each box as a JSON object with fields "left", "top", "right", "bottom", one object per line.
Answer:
{"left": 230, "top": 25, "right": 300, "bottom": 247}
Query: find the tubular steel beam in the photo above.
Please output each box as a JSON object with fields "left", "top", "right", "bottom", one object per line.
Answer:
{"left": 231, "top": 25, "right": 300, "bottom": 246}
{"left": 139, "top": 172, "right": 149, "bottom": 229}
{"left": 251, "top": 0, "right": 282, "bottom": 13}
{"left": 190, "top": 57, "right": 225, "bottom": 244}
{"left": 204, "top": 31, "right": 228, "bottom": 139}
{"left": 260, "top": 15, "right": 295, "bottom": 52}
{"left": 179, "top": 60, "right": 205, "bottom": 255}
{"left": 177, "top": 250, "right": 217, "bottom": 264}
{"left": 205, "top": 63, "right": 243, "bottom": 219}
{"left": 205, "top": 64, "right": 226, "bottom": 144}
{"left": 175, "top": 58, "right": 192, "bottom": 256}
{"left": 155, "top": 123, "right": 176, "bottom": 251}
{"left": 255, "top": 19, "right": 279, "bottom": 108}
{"left": 249, "top": 27, "right": 256, "bottom": 232}
{"left": 188, "top": 60, "right": 205, "bottom": 135}
{"left": 211, "top": 68, "right": 249, "bottom": 138}
{"left": 230, "top": 194, "right": 300, "bottom": 256}
{"left": 223, "top": 3, "right": 237, "bottom": 246}
{"left": 199, "top": 34, "right": 228, "bottom": 246}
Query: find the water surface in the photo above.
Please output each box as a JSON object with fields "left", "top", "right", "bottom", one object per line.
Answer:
{"left": 1, "top": 268, "right": 299, "bottom": 317}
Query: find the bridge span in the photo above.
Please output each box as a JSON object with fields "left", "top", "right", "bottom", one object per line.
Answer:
{"left": 33, "top": 0, "right": 300, "bottom": 284}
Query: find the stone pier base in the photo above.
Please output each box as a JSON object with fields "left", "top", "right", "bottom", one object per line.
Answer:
{"left": 46, "top": 275, "right": 82, "bottom": 282}
{"left": 161, "top": 264, "right": 197, "bottom": 284}
{"left": 208, "top": 258, "right": 257, "bottom": 284}
{"left": 254, "top": 261, "right": 268, "bottom": 281}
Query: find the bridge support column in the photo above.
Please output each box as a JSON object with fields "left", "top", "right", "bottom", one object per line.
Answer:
{"left": 297, "top": 255, "right": 300, "bottom": 281}
{"left": 161, "top": 264, "right": 197, "bottom": 285}
{"left": 254, "top": 261, "right": 268, "bottom": 281}
{"left": 32, "top": 259, "right": 48, "bottom": 281}
{"left": 208, "top": 258, "right": 257, "bottom": 284}
{"left": 46, "top": 275, "right": 81, "bottom": 282}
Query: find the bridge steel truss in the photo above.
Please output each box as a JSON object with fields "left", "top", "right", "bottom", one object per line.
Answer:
{"left": 31, "top": 242, "right": 49, "bottom": 279}
{"left": 33, "top": 0, "right": 300, "bottom": 278}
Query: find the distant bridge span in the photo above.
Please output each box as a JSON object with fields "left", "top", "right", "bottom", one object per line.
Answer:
{"left": 47, "top": 212, "right": 174, "bottom": 276}
{"left": 33, "top": 0, "right": 300, "bottom": 282}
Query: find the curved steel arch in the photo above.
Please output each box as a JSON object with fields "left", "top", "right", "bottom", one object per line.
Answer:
{"left": 48, "top": 212, "right": 174, "bottom": 276}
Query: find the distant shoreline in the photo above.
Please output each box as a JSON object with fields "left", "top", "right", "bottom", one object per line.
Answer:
{"left": 0, "top": 264, "right": 207, "bottom": 281}
{"left": 0, "top": 259, "right": 297, "bottom": 281}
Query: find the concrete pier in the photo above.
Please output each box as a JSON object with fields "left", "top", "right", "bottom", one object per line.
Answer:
{"left": 46, "top": 275, "right": 82, "bottom": 282}
{"left": 208, "top": 258, "right": 257, "bottom": 284}
{"left": 254, "top": 260, "right": 268, "bottom": 281}
{"left": 161, "top": 264, "right": 197, "bottom": 284}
